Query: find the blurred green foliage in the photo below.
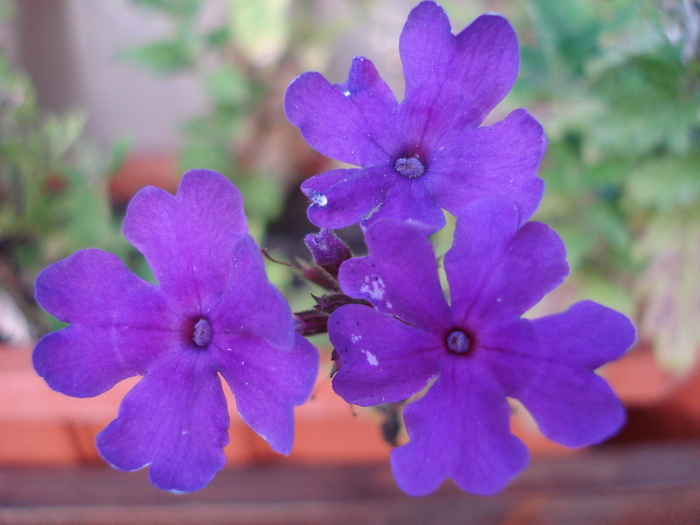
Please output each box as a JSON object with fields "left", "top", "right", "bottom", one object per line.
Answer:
{"left": 0, "top": 28, "right": 131, "bottom": 332}
{"left": 512, "top": 0, "right": 700, "bottom": 371}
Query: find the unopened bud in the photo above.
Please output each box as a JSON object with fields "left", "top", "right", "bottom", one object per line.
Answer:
{"left": 304, "top": 229, "right": 352, "bottom": 279}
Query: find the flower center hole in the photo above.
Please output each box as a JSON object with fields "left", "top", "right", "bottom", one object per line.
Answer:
{"left": 394, "top": 156, "right": 425, "bottom": 179}
{"left": 192, "top": 318, "right": 212, "bottom": 347}
{"left": 446, "top": 329, "right": 471, "bottom": 355}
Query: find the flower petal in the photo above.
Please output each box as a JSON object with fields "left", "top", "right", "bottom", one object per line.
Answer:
{"left": 428, "top": 109, "right": 545, "bottom": 222}
{"left": 445, "top": 199, "right": 568, "bottom": 325}
{"left": 338, "top": 219, "right": 451, "bottom": 331}
{"left": 285, "top": 57, "right": 399, "bottom": 167}
{"left": 301, "top": 166, "right": 396, "bottom": 229}
{"left": 215, "top": 334, "right": 318, "bottom": 455}
{"left": 34, "top": 326, "right": 153, "bottom": 398}
{"left": 532, "top": 300, "right": 636, "bottom": 368}
{"left": 329, "top": 304, "right": 441, "bottom": 406}
{"left": 123, "top": 169, "right": 247, "bottom": 308}
{"left": 401, "top": 4, "right": 519, "bottom": 135}
{"left": 480, "top": 304, "right": 634, "bottom": 447}
{"left": 210, "top": 235, "right": 294, "bottom": 351}
{"left": 33, "top": 249, "right": 175, "bottom": 396}
{"left": 391, "top": 359, "right": 529, "bottom": 496}
{"left": 96, "top": 351, "right": 229, "bottom": 493}
{"left": 360, "top": 177, "right": 446, "bottom": 234}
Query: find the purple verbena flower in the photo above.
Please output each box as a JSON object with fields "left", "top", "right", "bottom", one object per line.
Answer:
{"left": 33, "top": 170, "right": 318, "bottom": 493}
{"left": 328, "top": 199, "right": 635, "bottom": 496}
{"left": 285, "top": 1, "right": 545, "bottom": 234}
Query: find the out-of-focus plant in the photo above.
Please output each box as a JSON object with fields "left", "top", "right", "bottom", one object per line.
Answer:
{"left": 123, "top": 0, "right": 379, "bottom": 313}
{"left": 510, "top": 0, "right": 700, "bottom": 372}
{"left": 124, "top": 0, "right": 354, "bottom": 238}
{"left": 0, "top": 2, "right": 130, "bottom": 335}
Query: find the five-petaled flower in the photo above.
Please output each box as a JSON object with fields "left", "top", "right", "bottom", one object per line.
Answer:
{"left": 329, "top": 199, "right": 635, "bottom": 496}
{"left": 33, "top": 170, "right": 319, "bottom": 493}
{"left": 285, "top": 0, "right": 546, "bottom": 234}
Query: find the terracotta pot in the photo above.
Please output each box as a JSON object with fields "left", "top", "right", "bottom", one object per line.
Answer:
{"left": 3, "top": 341, "right": 696, "bottom": 467}
{"left": 109, "top": 154, "right": 181, "bottom": 204}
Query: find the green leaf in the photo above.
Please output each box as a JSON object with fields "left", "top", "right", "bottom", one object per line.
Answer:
{"left": 229, "top": 0, "right": 292, "bottom": 66}
{"left": 121, "top": 40, "right": 193, "bottom": 74}
{"left": 623, "top": 156, "right": 700, "bottom": 212}
{"left": 205, "top": 67, "right": 251, "bottom": 108}
{"left": 130, "top": 0, "right": 202, "bottom": 17}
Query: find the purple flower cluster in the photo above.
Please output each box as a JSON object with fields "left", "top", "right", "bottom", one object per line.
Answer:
{"left": 32, "top": 0, "right": 635, "bottom": 497}
{"left": 287, "top": 0, "right": 635, "bottom": 495}
{"left": 34, "top": 170, "right": 318, "bottom": 492}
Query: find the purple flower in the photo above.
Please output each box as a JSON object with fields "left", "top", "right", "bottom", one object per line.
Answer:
{"left": 285, "top": 1, "right": 545, "bottom": 234}
{"left": 328, "top": 199, "right": 635, "bottom": 496}
{"left": 33, "top": 170, "right": 318, "bottom": 493}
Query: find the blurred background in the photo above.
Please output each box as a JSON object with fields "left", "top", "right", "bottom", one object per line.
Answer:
{"left": 1, "top": 0, "right": 700, "bottom": 515}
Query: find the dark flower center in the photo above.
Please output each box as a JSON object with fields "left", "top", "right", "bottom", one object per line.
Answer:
{"left": 446, "top": 329, "right": 471, "bottom": 355}
{"left": 394, "top": 156, "right": 425, "bottom": 179}
{"left": 192, "top": 318, "right": 212, "bottom": 347}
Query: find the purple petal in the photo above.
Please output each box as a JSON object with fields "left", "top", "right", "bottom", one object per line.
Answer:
{"left": 123, "top": 169, "right": 247, "bottom": 308}
{"left": 33, "top": 249, "right": 175, "bottom": 396}
{"left": 338, "top": 219, "right": 451, "bottom": 331}
{"left": 401, "top": 5, "right": 519, "bottom": 134}
{"left": 301, "top": 166, "right": 397, "bottom": 229}
{"left": 428, "top": 109, "right": 545, "bottom": 222}
{"left": 285, "top": 57, "right": 399, "bottom": 166}
{"left": 329, "top": 304, "right": 441, "bottom": 406}
{"left": 360, "top": 177, "right": 446, "bottom": 234}
{"left": 214, "top": 334, "right": 318, "bottom": 455}
{"left": 210, "top": 235, "right": 294, "bottom": 351}
{"left": 480, "top": 304, "right": 634, "bottom": 447}
{"left": 532, "top": 301, "right": 636, "bottom": 368}
{"left": 391, "top": 358, "right": 529, "bottom": 496}
{"left": 445, "top": 199, "right": 568, "bottom": 325}
{"left": 96, "top": 351, "right": 229, "bottom": 493}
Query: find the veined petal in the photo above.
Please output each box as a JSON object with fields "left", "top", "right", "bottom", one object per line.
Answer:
{"left": 214, "top": 334, "right": 318, "bottom": 455}
{"left": 210, "top": 235, "right": 294, "bottom": 351}
{"left": 391, "top": 359, "right": 529, "bottom": 496}
{"left": 33, "top": 249, "right": 176, "bottom": 396}
{"left": 301, "top": 166, "right": 396, "bottom": 229}
{"left": 330, "top": 304, "right": 441, "bottom": 406}
{"left": 480, "top": 307, "right": 633, "bottom": 447}
{"left": 35, "top": 249, "right": 171, "bottom": 329}
{"left": 96, "top": 351, "right": 229, "bottom": 493}
{"left": 445, "top": 199, "right": 568, "bottom": 325}
{"left": 401, "top": 4, "right": 519, "bottom": 137}
{"left": 33, "top": 325, "right": 173, "bottom": 398}
{"left": 338, "top": 219, "right": 451, "bottom": 331}
{"left": 428, "top": 109, "right": 545, "bottom": 222}
{"left": 360, "top": 177, "right": 446, "bottom": 235}
{"left": 531, "top": 300, "right": 636, "bottom": 368}
{"left": 285, "top": 58, "right": 399, "bottom": 167}
{"left": 123, "top": 170, "right": 247, "bottom": 308}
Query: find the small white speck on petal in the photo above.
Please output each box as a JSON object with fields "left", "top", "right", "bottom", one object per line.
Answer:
{"left": 343, "top": 90, "right": 351, "bottom": 97}
{"left": 310, "top": 191, "right": 328, "bottom": 207}
{"left": 361, "top": 348, "right": 379, "bottom": 366}
{"left": 360, "top": 276, "right": 386, "bottom": 300}
{"left": 351, "top": 334, "right": 362, "bottom": 343}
